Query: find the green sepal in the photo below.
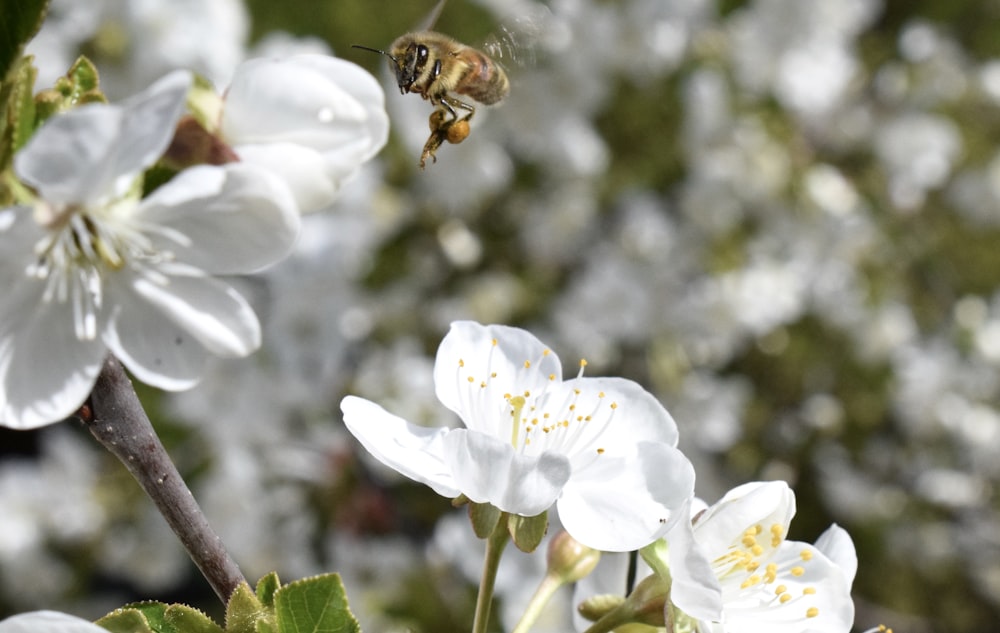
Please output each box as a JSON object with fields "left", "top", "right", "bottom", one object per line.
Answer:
{"left": 507, "top": 511, "right": 548, "bottom": 553}
{"left": 0, "top": 0, "right": 48, "bottom": 81}
{"left": 33, "top": 55, "right": 105, "bottom": 124}
{"left": 468, "top": 501, "right": 502, "bottom": 539}
{"left": 96, "top": 601, "right": 223, "bottom": 633}
{"left": 226, "top": 581, "right": 270, "bottom": 633}
{"left": 273, "top": 573, "right": 360, "bottom": 633}
{"left": 0, "top": 55, "right": 36, "bottom": 205}
{"left": 256, "top": 572, "right": 281, "bottom": 609}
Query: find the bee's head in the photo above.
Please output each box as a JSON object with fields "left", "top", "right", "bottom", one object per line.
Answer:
{"left": 353, "top": 38, "right": 429, "bottom": 95}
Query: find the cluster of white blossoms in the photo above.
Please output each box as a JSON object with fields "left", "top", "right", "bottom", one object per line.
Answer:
{"left": 341, "top": 321, "right": 859, "bottom": 631}
{"left": 0, "top": 54, "right": 388, "bottom": 429}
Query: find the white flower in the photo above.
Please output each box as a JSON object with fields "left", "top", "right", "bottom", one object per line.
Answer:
{"left": 0, "top": 611, "right": 107, "bottom": 633}
{"left": 667, "top": 481, "right": 857, "bottom": 633}
{"left": 221, "top": 54, "right": 389, "bottom": 213}
{"left": 0, "top": 71, "right": 301, "bottom": 429}
{"left": 341, "top": 320, "right": 695, "bottom": 552}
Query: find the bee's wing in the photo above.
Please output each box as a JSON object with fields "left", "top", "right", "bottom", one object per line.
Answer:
{"left": 481, "top": 2, "right": 552, "bottom": 68}
{"left": 418, "top": 0, "right": 448, "bottom": 31}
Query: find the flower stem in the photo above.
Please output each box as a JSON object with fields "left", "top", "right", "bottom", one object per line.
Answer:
{"left": 472, "top": 512, "right": 512, "bottom": 633}
{"left": 84, "top": 356, "right": 247, "bottom": 604}
{"left": 510, "top": 573, "right": 563, "bottom": 633}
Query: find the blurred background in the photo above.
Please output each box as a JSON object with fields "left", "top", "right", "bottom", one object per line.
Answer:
{"left": 3, "top": 0, "right": 1000, "bottom": 631}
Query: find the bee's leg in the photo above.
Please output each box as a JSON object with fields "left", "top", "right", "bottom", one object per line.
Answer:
{"left": 443, "top": 95, "right": 476, "bottom": 122}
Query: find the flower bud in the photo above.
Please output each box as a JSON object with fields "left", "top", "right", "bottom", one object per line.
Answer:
{"left": 546, "top": 530, "right": 601, "bottom": 583}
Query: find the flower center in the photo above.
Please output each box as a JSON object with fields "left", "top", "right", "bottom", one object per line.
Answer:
{"left": 713, "top": 522, "right": 826, "bottom": 621}
{"left": 28, "top": 199, "right": 158, "bottom": 340}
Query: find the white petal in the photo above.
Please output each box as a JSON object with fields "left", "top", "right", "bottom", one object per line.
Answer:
{"left": 813, "top": 524, "right": 857, "bottom": 587}
{"left": 720, "top": 542, "right": 854, "bottom": 633}
{"left": 434, "top": 321, "right": 562, "bottom": 436}
{"left": 138, "top": 163, "right": 300, "bottom": 273}
{"left": 234, "top": 143, "right": 340, "bottom": 213}
{"left": 223, "top": 55, "right": 387, "bottom": 157}
{"left": 102, "top": 287, "right": 208, "bottom": 391}
{"left": 0, "top": 278, "right": 105, "bottom": 429}
{"left": 442, "top": 428, "right": 570, "bottom": 515}
{"left": 15, "top": 71, "right": 191, "bottom": 205}
{"left": 0, "top": 611, "right": 110, "bottom": 633}
{"left": 340, "top": 395, "right": 461, "bottom": 498}
{"left": 107, "top": 266, "right": 260, "bottom": 360}
{"left": 693, "top": 481, "right": 796, "bottom": 558}
{"left": 665, "top": 501, "right": 724, "bottom": 621}
{"left": 557, "top": 442, "right": 695, "bottom": 551}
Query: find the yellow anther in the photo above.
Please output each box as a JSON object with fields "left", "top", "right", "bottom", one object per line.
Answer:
{"left": 524, "top": 360, "right": 531, "bottom": 368}
{"left": 480, "top": 381, "right": 487, "bottom": 388}
{"left": 803, "top": 587, "right": 816, "bottom": 595}
{"left": 569, "top": 404, "right": 576, "bottom": 411}
{"left": 597, "top": 448, "right": 605, "bottom": 454}
{"left": 610, "top": 402, "right": 618, "bottom": 410}
{"left": 806, "top": 607, "right": 819, "bottom": 618}
{"left": 459, "top": 359, "right": 465, "bottom": 367}
{"left": 491, "top": 372, "right": 497, "bottom": 378}
{"left": 524, "top": 390, "right": 531, "bottom": 397}
{"left": 579, "top": 358, "right": 588, "bottom": 367}
{"left": 800, "top": 549, "right": 813, "bottom": 561}
{"left": 741, "top": 535, "right": 757, "bottom": 548}
{"left": 740, "top": 575, "right": 761, "bottom": 589}
{"left": 774, "top": 585, "right": 787, "bottom": 596}
{"left": 585, "top": 415, "right": 592, "bottom": 421}
{"left": 751, "top": 544, "right": 764, "bottom": 556}
{"left": 548, "top": 373, "right": 556, "bottom": 381}
{"left": 467, "top": 376, "right": 475, "bottom": 383}
{"left": 791, "top": 566, "right": 805, "bottom": 577}
{"left": 492, "top": 338, "right": 498, "bottom": 346}
{"left": 574, "top": 388, "right": 581, "bottom": 395}
{"left": 598, "top": 391, "right": 605, "bottom": 398}
{"left": 765, "top": 563, "right": 778, "bottom": 583}
{"left": 779, "top": 593, "right": 792, "bottom": 604}
{"left": 543, "top": 349, "right": 551, "bottom": 356}
{"left": 531, "top": 418, "right": 539, "bottom": 425}
{"left": 543, "top": 413, "right": 550, "bottom": 419}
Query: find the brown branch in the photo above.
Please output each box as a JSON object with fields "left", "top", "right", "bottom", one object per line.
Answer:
{"left": 83, "top": 356, "right": 246, "bottom": 604}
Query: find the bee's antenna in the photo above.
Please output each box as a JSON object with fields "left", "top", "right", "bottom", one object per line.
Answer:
{"left": 352, "top": 45, "right": 397, "bottom": 62}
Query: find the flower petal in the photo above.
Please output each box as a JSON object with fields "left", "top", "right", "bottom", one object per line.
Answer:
{"left": 340, "top": 395, "right": 461, "bottom": 498}
{"left": 720, "top": 542, "right": 855, "bottom": 633}
{"left": 813, "top": 523, "right": 857, "bottom": 587}
{"left": 434, "top": 321, "right": 562, "bottom": 436}
{"left": 138, "top": 163, "right": 300, "bottom": 274}
{"left": 0, "top": 610, "right": 110, "bottom": 633}
{"left": 693, "top": 481, "right": 796, "bottom": 559}
{"left": 665, "top": 500, "right": 724, "bottom": 621}
{"left": 15, "top": 71, "right": 191, "bottom": 206}
{"left": 442, "top": 428, "right": 570, "bottom": 515}
{"left": 557, "top": 441, "right": 695, "bottom": 551}
{"left": 106, "top": 265, "right": 260, "bottom": 362}
{"left": 232, "top": 143, "right": 339, "bottom": 213}
{"left": 0, "top": 278, "right": 104, "bottom": 429}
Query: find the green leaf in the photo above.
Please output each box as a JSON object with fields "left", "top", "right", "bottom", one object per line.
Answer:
{"left": 256, "top": 572, "right": 281, "bottom": 609}
{"left": 274, "top": 573, "right": 360, "bottom": 633}
{"left": 0, "top": 0, "right": 48, "bottom": 80}
{"left": 507, "top": 511, "right": 548, "bottom": 553}
{"left": 97, "top": 608, "right": 156, "bottom": 633}
{"left": 97, "top": 602, "right": 223, "bottom": 633}
{"left": 468, "top": 501, "right": 502, "bottom": 539}
{"left": 226, "top": 581, "right": 269, "bottom": 633}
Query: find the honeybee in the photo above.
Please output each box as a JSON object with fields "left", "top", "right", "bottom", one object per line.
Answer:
{"left": 353, "top": 1, "right": 513, "bottom": 169}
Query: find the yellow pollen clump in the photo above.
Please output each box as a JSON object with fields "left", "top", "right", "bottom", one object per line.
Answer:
{"left": 579, "top": 359, "right": 588, "bottom": 367}
{"left": 524, "top": 360, "right": 531, "bottom": 368}
{"left": 800, "top": 549, "right": 813, "bottom": 561}
{"left": 610, "top": 402, "right": 618, "bottom": 410}
{"left": 569, "top": 404, "right": 576, "bottom": 411}
{"left": 573, "top": 388, "right": 581, "bottom": 395}
{"left": 576, "top": 415, "right": 584, "bottom": 421}
{"left": 491, "top": 372, "right": 497, "bottom": 378}
{"left": 771, "top": 524, "right": 784, "bottom": 547}
{"left": 596, "top": 448, "right": 605, "bottom": 454}
{"left": 585, "top": 415, "right": 592, "bottom": 421}
{"left": 779, "top": 593, "right": 792, "bottom": 604}
{"left": 806, "top": 607, "right": 819, "bottom": 618}
{"left": 548, "top": 373, "right": 556, "bottom": 381}
{"left": 803, "top": 587, "right": 816, "bottom": 595}
{"left": 751, "top": 544, "right": 764, "bottom": 556}
{"left": 458, "top": 359, "right": 465, "bottom": 367}
{"left": 774, "top": 585, "right": 787, "bottom": 596}
{"left": 467, "top": 376, "right": 475, "bottom": 383}
{"left": 791, "top": 566, "right": 805, "bottom": 577}
{"left": 543, "top": 413, "right": 551, "bottom": 419}
{"left": 741, "top": 534, "right": 756, "bottom": 548}
{"left": 524, "top": 390, "right": 531, "bottom": 397}
{"left": 531, "top": 418, "right": 539, "bottom": 425}
{"left": 480, "top": 381, "right": 487, "bottom": 388}
{"left": 543, "top": 349, "right": 551, "bottom": 356}
{"left": 491, "top": 338, "right": 498, "bottom": 346}
{"left": 598, "top": 391, "right": 605, "bottom": 398}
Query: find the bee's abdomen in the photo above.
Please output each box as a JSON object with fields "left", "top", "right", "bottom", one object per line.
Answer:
{"left": 456, "top": 50, "right": 509, "bottom": 105}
